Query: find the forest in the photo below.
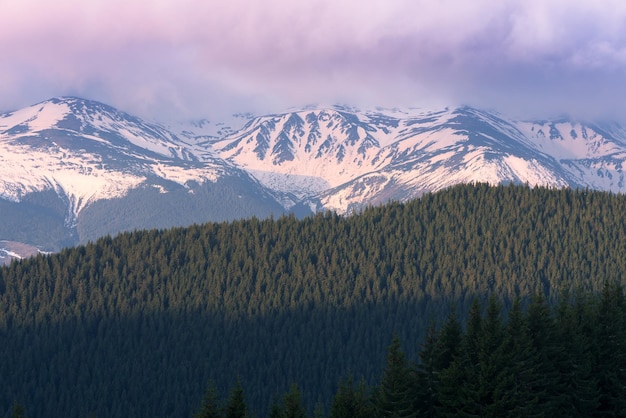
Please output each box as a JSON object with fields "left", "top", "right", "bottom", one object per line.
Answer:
{"left": 193, "top": 284, "right": 626, "bottom": 417}
{"left": 2, "top": 183, "right": 626, "bottom": 416}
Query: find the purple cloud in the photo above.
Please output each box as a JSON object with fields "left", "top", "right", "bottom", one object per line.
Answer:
{"left": 1, "top": 0, "right": 625, "bottom": 122}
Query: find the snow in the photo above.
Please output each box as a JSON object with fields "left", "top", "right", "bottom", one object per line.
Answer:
{"left": 4, "top": 97, "right": 626, "bottom": 221}
{"left": 516, "top": 121, "right": 619, "bottom": 160}
{"left": 0, "top": 141, "right": 146, "bottom": 222}
{"left": 150, "top": 162, "right": 220, "bottom": 186}
{"left": 0, "top": 98, "right": 231, "bottom": 223}
{"left": 0, "top": 101, "right": 71, "bottom": 132}
{"left": 152, "top": 184, "right": 168, "bottom": 194}
{"left": 206, "top": 104, "right": 626, "bottom": 213}
{"left": 248, "top": 169, "right": 330, "bottom": 199}
{"left": 213, "top": 108, "right": 398, "bottom": 192}
{"left": 0, "top": 248, "right": 23, "bottom": 260}
{"left": 503, "top": 155, "right": 565, "bottom": 187}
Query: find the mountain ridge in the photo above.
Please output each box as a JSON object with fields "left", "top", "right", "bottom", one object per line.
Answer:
{"left": 2, "top": 96, "right": 626, "bottom": 250}
{"left": 212, "top": 104, "right": 626, "bottom": 213}
{"left": 0, "top": 97, "right": 286, "bottom": 250}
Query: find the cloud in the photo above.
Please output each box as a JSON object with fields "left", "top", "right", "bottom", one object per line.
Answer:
{"left": 1, "top": 0, "right": 625, "bottom": 121}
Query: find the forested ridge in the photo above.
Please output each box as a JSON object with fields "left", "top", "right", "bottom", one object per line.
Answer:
{"left": 2, "top": 183, "right": 626, "bottom": 417}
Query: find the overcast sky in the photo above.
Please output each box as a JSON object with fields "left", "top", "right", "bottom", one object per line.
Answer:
{"left": 2, "top": 0, "right": 626, "bottom": 122}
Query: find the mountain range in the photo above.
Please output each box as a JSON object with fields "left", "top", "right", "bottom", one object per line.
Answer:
{"left": 1, "top": 96, "right": 626, "bottom": 253}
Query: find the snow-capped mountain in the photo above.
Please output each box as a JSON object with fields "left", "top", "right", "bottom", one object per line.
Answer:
{"left": 211, "top": 106, "right": 626, "bottom": 213}
{"left": 0, "top": 97, "right": 284, "bottom": 250}
{"left": 2, "top": 96, "right": 626, "bottom": 251}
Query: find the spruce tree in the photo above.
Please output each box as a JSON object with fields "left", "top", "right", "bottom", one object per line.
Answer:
{"left": 225, "top": 380, "right": 248, "bottom": 418}
{"left": 476, "top": 295, "right": 507, "bottom": 417}
{"left": 495, "top": 297, "right": 543, "bottom": 416}
{"left": 282, "top": 384, "right": 307, "bottom": 418}
{"left": 525, "top": 292, "right": 568, "bottom": 414}
{"left": 593, "top": 281, "right": 626, "bottom": 416}
{"left": 11, "top": 403, "right": 25, "bottom": 418}
{"left": 375, "top": 335, "right": 415, "bottom": 417}
{"left": 554, "top": 290, "right": 599, "bottom": 416}
{"left": 437, "top": 298, "right": 482, "bottom": 417}
{"left": 329, "top": 376, "right": 373, "bottom": 418}
{"left": 194, "top": 381, "right": 222, "bottom": 418}
{"left": 414, "top": 324, "right": 440, "bottom": 416}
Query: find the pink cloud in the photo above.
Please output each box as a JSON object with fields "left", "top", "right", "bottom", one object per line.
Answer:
{"left": 1, "top": 0, "right": 626, "bottom": 121}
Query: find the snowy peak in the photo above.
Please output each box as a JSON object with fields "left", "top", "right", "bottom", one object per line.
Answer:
{"left": 206, "top": 104, "right": 626, "bottom": 213}
{"left": 3, "top": 96, "right": 626, "bottom": 249}
{"left": 0, "top": 98, "right": 150, "bottom": 215}
{"left": 0, "top": 97, "right": 287, "bottom": 249}
{"left": 1, "top": 97, "right": 197, "bottom": 161}
{"left": 0, "top": 97, "right": 258, "bottom": 228}
{"left": 210, "top": 108, "right": 397, "bottom": 203}
{"left": 218, "top": 108, "right": 382, "bottom": 164}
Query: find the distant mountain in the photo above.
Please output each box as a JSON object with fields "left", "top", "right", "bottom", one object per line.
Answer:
{"left": 212, "top": 106, "right": 626, "bottom": 213}
{"left": 0, "top": 97, "right": 284, "bottom": 250}
{"left": 2, "top": 97, "right": 626, "bottom": 250}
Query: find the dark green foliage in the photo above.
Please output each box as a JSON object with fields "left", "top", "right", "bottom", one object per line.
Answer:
{"left": 413, "top": 324, "right": 440, "bottom": 417}
{"left": 280, "top": 384, "right": 308, "bottom": 418}
{"left": 194, "top": 381, "right": 222, "bottom": 418}
{"left": 374, "top": 336, "right": 415, "bottom": 417}
{"left": 329, "top": 376, "right": 373, "bottom": 418}
{"left": 2, "top": 184, "right": 626, "bottom": 416}
{"left": 227, "top": 287, "right": 626, "bottom": 417}
{"left": 437, "top": 299, "right": 485, "bottom": 416}
{"left": 10, "top": 403, "right": 24, "bottom": 418}
{"left": 593, "top": 281, "right": 626, "bottom": 416}
{"left": 554, "top": 290, "right": 600, "bottom": 415}
{"left": 495, "top": 298, "right": 543, "bottom": 416}
{"left": 225, "top": 381, "right": 248, "bottom": 418}
{"left": 416, "top": 288, "right": 626, "bottom": 418}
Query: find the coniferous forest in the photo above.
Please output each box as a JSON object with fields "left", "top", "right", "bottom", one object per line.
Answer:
{"left": 2, "top": 183, "right": 626, "bottom": 417}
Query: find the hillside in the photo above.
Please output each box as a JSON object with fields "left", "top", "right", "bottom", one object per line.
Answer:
{"left": 2, "top": 184, "right": 626, "bottom": 417}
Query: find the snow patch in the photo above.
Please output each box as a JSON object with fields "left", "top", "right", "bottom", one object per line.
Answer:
{"left": 0, "top": 140, "right": 145, "bottom": 218}
{"left": 248, "top": 169, "right": 330, "bottom": 198}
{"left": 150, "top": 163, "right": 220, "bottom": 186}
{"left": 0, "top": 101, "right": 71, "bottom": 132}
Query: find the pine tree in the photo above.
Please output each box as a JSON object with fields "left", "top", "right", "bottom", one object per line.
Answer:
{"left": 525, "top": 292, "right": 568, "bottom": 414}
{"left": 414, "top": 308, "right": 462, "bottom": 416}
{"left": 554, "top": 289, "right": 599, "bottom": 416}
{"left": 375, "top": 335, "right": 415, "bottom": 417}
{"left": 329, "top": 376, "right": 373, "bottom": 418}
{"left": 468, "top": 295, "right": 509, "bottom": 418}
{"left": 11, "top": 403, "right": 25, "bottom": 418}
{"left": 282, "top": 384, "right": 307, "bottom": 418}
{"left": 225, "top": 380, "right": 248, "bottom": 418}
{"left": 268, "top": 398, "right": 284, "bottom": 418}
{"left": 432, "top": 309, "right": 462, "bottom": 372}
{"left": 593, "top": 281, "right": 626, "bottom": 416}
{"left": 194, "top": 380, "right": 222, "bottom": 418}
{"left": 437, "top": 298, "right": 482, "bottom": 417}
{"left": 495, "top": 297, "right": 543, "bottom": 416}
{"left": 414, "top": 324, "right": 440, "bottom": 416}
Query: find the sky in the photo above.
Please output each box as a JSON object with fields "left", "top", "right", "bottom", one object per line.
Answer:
{"left": 2, "top": 0, "right": 626, "bottom": 123}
